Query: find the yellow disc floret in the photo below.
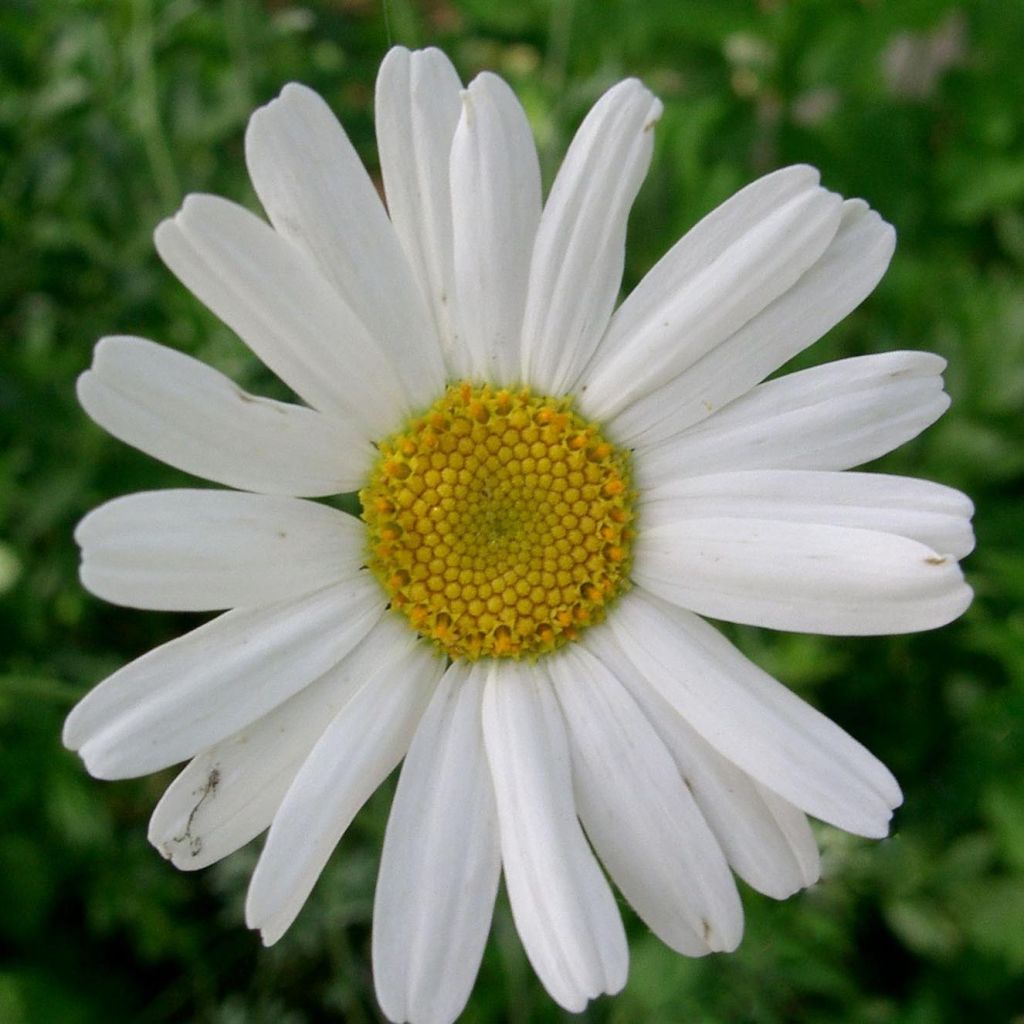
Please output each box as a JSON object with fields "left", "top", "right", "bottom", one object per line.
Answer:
{"left": 360, "top": 382, "right": 635, "bottom": 660}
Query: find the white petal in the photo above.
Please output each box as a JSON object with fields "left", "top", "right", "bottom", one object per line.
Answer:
{"left": 245, "top": 636, "right": 443, "bottom": 945}
{"left": 633, "top": 515, "right": 972, "bottom": 635}
{"left": 754, "top": 783, "right": 822, "bottom": 892}
{"left": 636, "top": 351, "right": 950, "bottom": 484}
{"left": 522, "top": 80, "right": 662, "bottom": 394}
{"left": 376, "top": 46, "right": 464, "bottom": 369}
{"left": 581, "top": 176, "right": 843, "bottom": 420}
{"left": 147, "top": 617, "right": 404, "bottom": 870}
{"left": 76, "top": 490, "right": 365, "bottom": 612}
{"left": 154, "top": 194, "right": 406, "bottom": 435}
{"left": 77, "top": 336, "right": 372, "bottom": 496}
{"left": 450, "top": 72, "right": 541, "bottom": 382}
{"left": 642, "top": 470, "right": 975, "bottom": 560}
{"left": 373, "top": 661, "right": 501, "bottom": 1024}
{"left": 550, "top": 644, "right": 743, "bottom": 955}
{"left": 585, "top": 625, "right": 819, "bottom": 898}
{"left": 585, "top": 165, "right": 819, "bottom": 397}
{"left": 608, "top": 590, "right": 901, "bottom": 837}
{"left": 612, "top": 198, "right": 896, "bottom": 446}
{"left": 482, "top": 662, "right": 627, "bottom": 1012}
{"left": 245, "top": 82, "right": 445, "bottom": 410}
{"left": 63, "top": 574, "right": 384, "bottom": 779}
{"left": 603, "top": 165, "right": 820, "bottom": 329}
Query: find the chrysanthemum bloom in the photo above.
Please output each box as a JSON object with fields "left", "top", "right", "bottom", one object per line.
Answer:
{"left": 66, "top": 46, "right": 974, "bottom": 1024}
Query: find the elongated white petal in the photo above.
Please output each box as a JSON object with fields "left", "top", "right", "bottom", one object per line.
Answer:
{"left": 482, "top": 662, "right": 627, "bottom": 1012}
{"left": 147, "top": 617, "right": 405, "bottom": 870}
{"left": 373, "top": 662, "right": 500, "bottom": 1024}
{"left": 63, "top": 575, "right": 384, "bottom": 779}
{"left": 581, "top": 180, "right": 844, "bottom": 420}
{"left": 246, "top": 637, "right": 443, "bottom": 945}
{"left": 688, "top": 740, "right": 821, "bottom": 898}
{"left": 154, "top": 195, "right": 406, "bottom": 434}
{"left": 601, "top": 165, "right": 821, "bottom": 335}
{"left": 634, "top": 515, "right": 971, "bottom": 635}
{"left": 550, "top": 645, "right": 742, "bottom": 955}
{"left": 612, "top": 199, "right": 896, "bottom": 446}
{"left": 636, "top": 351, "right": 951, "bottom": 484}
{"left": 642, "top": 470, "right": 975, "bottom": 560}
{"left": 522, "top": 79, "right": 662, "bottom": 394}
{"left": 450, "top": 72, "right": 541, "bottom": 382}
{"left": 585, "top": 625, "right": 819, "bottom": 898}
{"left": 78, "top": 336, "right": 371, "bottom": 496}
{"left": 608, "top": 591, "right": 901, "bottom": 837}
{"left": 377, "top": 47, "right": 464, "bottom": 369}
{"left": 587, "top": 165, "right": 819, "bottom": 376}
{"left": 76, "top": 490, "right": 365, "bottom": 612}
{"left": 245, "top": 82, "right": 445, "bottom": 410}
{"left": 755, "top": 783, "right": 821, "bottom": 892}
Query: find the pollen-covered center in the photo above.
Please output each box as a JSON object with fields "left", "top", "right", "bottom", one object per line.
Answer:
{"left": 361, "top": 382, "right": 635, "bottom": 660}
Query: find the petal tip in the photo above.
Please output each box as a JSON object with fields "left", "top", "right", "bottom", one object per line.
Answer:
{"left": 176, "top": 192, "right": 215, "bottom": 223}
{"left": 943, "top": 579, "right": 975, "bottom": 625}
{"left": 644, "top": 96, "right": 664, "bottom": 130}
{"left": 152, "top": 215, "right": 179, "bottom": 253}
{"left": 379, "top": 44, "right": 411, "bottom": 70}
{"left": 278, "top": 80, "right": 320, "bottom": 107}
{"left": 74, "top": 368, "right": 96, "bottom": 409}
{"left": 90, "top": 334, "right": 127, "bottom": 363}
{"left": 61, "top": 713, "right": 82, "bottom": 752}
{"left": 776, "top": 163, "right": 822, "bottom": 190}
{"left": 258, "top": 920, "right": 288, "bottom": 947}
{"left": 77, "top": 740, "right": 121, "bottom": 781}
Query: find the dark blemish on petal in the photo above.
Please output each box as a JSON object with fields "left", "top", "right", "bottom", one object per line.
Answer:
{"left": 925, "top": 555, "right": 949, "bottom": 565}
{"left": 172, "top": 767, "right": 221, "bottom": 858}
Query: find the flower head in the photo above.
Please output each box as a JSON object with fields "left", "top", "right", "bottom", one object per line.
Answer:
{"left": 66, "top": 46, "right": 974, "bottom": 1023}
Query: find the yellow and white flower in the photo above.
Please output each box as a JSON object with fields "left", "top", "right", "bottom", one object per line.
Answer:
{"left": 65, "top": 47, "right": 974, "bottom": 1024}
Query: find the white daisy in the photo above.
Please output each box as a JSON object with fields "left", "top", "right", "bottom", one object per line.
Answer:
{"left": 65, "top": 46, "right": 974, "bottom": 1024}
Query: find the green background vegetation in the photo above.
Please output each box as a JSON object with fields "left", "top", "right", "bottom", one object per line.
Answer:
{"left": 2, "top": 0, "right": 1023, "bottom": 1021}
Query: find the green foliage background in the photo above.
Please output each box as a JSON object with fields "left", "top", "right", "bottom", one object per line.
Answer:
{"left": 2, "top": 0, "right": 1023, "bottom": 1021}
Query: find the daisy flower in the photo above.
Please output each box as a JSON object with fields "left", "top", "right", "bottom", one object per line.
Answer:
{"left": 65, "top": 46, "right": 974, "bottom": 1024}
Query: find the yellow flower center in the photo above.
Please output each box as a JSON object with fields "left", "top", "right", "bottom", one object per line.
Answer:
{"left": 360, "top": 382, "right": 635, "bottom": 660}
